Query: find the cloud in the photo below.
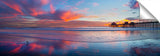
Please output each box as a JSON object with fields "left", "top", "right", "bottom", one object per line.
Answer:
{"left": 0, "top": 7, "right": 20, "bottom": 16}
{"left": 0, "top": 0, "right": 45, "bottom": 16}
{"left": 0, "top": 16, "right": 16, "bottom": 19}
{"left": 50, "top": 4, "right": 55, "bottom": 14}
{"left": 58, "top": 10, "right": 84, "bottom": 22}
{"left": 0, "top": 21, "right": 107, "bottom": 28}
{"left": 36, "top": 9, "right": 85, "bottom": 22}
{"left": 76, "top": 0, "right": 84, "bottom": 6}
{"left": 133, "top": 2, "right": 139, "bottom": 8}
{"left": 0, "top": 0, "right": 23, "bottom": 15}
{"left": 29, "top": 8, "right": 47, "bottom": 16}
{"left": 123, "top": 4, "right": 129, "bottom": 7}
{"left": 129, "top": 0, "right": 139, "bottom": 9}
{"left": 41, "top": 0, "right": 50, "bottom": 5}
{"left": 123, "top": 0, "right": 139, "bottom": 9}
{"left": 75, "top": 8, "right": 89, "bottom": 13}
{"left": 0, "top": 0, "right": 84, "bottom": 22}
{"left": 92, "top": 2, "right": 99, "bottom": 7}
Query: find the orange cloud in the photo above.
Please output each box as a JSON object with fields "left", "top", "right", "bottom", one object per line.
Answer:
{"left": 30, "top": 8, "right": 47, "bottom": 16}
{"left": 60, "top": 10, "right": 84, "bottom": 22}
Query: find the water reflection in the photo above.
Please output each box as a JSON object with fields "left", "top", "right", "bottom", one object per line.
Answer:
{"left": 0, "top": 38, "right": 88, "bottom": 56}
{"left": 129, "top": 47, "right": 160, "bottom": 56}
{"left": 0, "top": 38, "right": 160, "bottom": 56}
{"left": 0, "top": 29, "right": 160, "bottom": 42}
{"left": 0, "top": 30, "right": 160, "bottom": 56}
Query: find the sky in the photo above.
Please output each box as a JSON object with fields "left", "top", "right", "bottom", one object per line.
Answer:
{"left": 0, "top": 0, "right": 139, "bottom": 22}
{"left": 0, "top": 0, "right": 140, "bottom": 28}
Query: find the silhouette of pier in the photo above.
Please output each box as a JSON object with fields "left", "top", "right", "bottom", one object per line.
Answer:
{"left": 111, "top": 21, "right": 160, "bottom": 28}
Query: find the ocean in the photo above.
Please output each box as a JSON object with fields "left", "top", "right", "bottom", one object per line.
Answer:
{"left": 0, "top": 27, "right": 160, "bottom": 56}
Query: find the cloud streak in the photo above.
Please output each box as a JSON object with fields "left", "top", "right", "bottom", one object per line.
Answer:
{"left": 35, "top": 9, "right": 84, "bottom": 21}
{"left": 0, "top": 0, "right": 84, "bottom": 22}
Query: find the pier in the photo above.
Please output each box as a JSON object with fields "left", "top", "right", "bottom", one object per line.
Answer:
{"left": 111, "top": 21, "right": 160, "bottom": 28}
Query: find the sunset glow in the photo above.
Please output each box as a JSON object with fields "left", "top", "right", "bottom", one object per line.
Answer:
{"left": 0, "top": 0, "right": 140, "bottom": 27}
{"left": 0, "top": 0, "right": 139, "bottom": 21}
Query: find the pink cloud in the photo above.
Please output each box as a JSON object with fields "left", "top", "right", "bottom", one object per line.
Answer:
{"left": 123, "top": 4, "right": 129, "bottom": 7}
{"left": 134, "top": 2, "right": 139, "bottom": 8}
{"left": 123, "top": 2, "right": 130, "bottom": 7}
{"left": 76, "top": 0, "right": 84, "bottom": 6}
{"left": 41, "top": 0, "right": 50, "bottom": 5}
{"left": 29, "top": 8, "right": 47, "bottom": 16}
{"left": 50, "top": 4, "right": 55, "bottom": 14}
{"left": 92, "top": 2, "right": 99, "bottom": 7}
{"left": 1, "top": 1, "right": 23, "bottom": 15}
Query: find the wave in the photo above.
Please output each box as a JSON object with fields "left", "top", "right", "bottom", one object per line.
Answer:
{"left": 2, "top": 27, "right": 160, "bottom": 31}
{"left": 13, "top": 34, "right": 160, "bottom": 43}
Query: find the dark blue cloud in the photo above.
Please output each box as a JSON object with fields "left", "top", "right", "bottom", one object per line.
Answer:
{"left": 129, "top": 0, "right": 139, "bottom": 9}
